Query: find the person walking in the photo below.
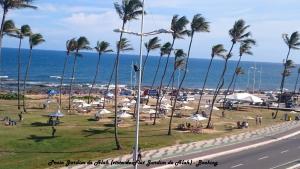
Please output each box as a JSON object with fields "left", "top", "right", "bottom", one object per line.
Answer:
{"left": 258, "top": 115, "right": 262, "bottom": 125}
{"left": 256, "top": 115, "right": 259, "bottom": 125}
{"left": 18, "top": 112, "right": 23, "bottom": 122}
{"left": 51, "top": 126, "right": 56, "bottom": 137}
{"left": 137, "top": 147, "right": 142, "bottom": 161}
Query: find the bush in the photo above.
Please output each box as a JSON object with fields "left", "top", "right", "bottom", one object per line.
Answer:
{"left": 0, "top": 93, "right": 24, "bottom": 100}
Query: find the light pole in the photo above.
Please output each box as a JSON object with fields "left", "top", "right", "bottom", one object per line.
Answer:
{"left": 257, "top": 67, "right": 262, "bottom": 91}
{"left": 247, "top": 67, "right": 254, "bottom": 92}
{"left": 252, "top": 64, "right": 257, "bottom": 94}
{"left": 114, "top": 3, "right": 172, "bottom": 168}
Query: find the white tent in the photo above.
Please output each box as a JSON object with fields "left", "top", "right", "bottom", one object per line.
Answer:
{"left": 120, "top": 107, "right": 131, "bottom": 111}
{"left": 226, "top": 93, "right": 263, "bottom": 103}
{"left": 201, "top": 105, "right": 220, "bottom": 111}
{"left": 73, "top": 99, "right": 85, "bottom": 103}
{"left": 148, "top": 109, "right": 156, "bottom": 114}
{"left": 81, "top": 102, "right": 91, "bottom": 108}
{"left": 121, "top": 98, "right": 130, "bottom": 102}
{"left": 117, "top": 112, "right": 132, "bottom": 118}
{"left": 142, "top": 104, "right": 152, "bottom": 109}
{"left": 97, "top": 109, "right": 112, "bottom": 115}
{"left": 130, "top": 100, "right": 136, "bottom": 104}
{"left": 180, "top": 106, "right": 194, "bottom": 110}
{"left": 91, "top": 100, "right": 101, "bottom": 105}
{"left": 187, "top": 114, "right": 207, "bottom": 121}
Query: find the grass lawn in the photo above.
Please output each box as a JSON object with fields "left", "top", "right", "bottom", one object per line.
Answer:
{"left": 0, "top": 96, "right": 294, "bottom": 169}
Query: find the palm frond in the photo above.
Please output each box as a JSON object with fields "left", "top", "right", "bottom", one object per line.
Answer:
{"left": 30, "top": 33, "right": 45, "bottom": 48}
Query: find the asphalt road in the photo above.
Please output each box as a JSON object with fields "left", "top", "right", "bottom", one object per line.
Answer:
{"left": 177, "top": 134, "right": 300, "bottom": 169}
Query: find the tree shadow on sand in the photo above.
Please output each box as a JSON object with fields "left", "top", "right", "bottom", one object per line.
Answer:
{"left": 83, "top": 128, "right": 114, "bottom": 137}
{"left": 31, "top": 122, "right": 50, "bottom": 127}
{"left": 26, "top": 135, "right": 58, "bottom": 142}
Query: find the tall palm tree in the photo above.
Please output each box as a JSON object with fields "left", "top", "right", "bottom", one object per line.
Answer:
{"left": 113, "top": 0, "right": 143, "bottom": 150}
{"left": 153, "top": 15, "right": 189, "bottom": 125}
{"left": 195, "top": 44, "right": 226, "bottom": 113}
{"left": 13, "top": 24, "right": 32, "bottom": 110}
{"left": 88, "top": 41, "right": 112, "bottom": 104}
{"left": 274, "top": 32, "right": 300, "bottom": 119}
{"left": 232, "top": 66, "right": 245, "bottom": 91}
{"left": 0, "top": 0, "right": 37, "bottom": 72}
{"left": 23, "top": 33, "right": 45, "bottom": 112}
{"left": 168, "top": 14, "right": 209, "bottom": 135}
{"left": 141, "top": 36, "right": 160, "bottom": 83}
{"left": 206, "top": 19, "right": 251, "bottom": 128}
{"left": 68, "top": 37, "right": 90, "bottom": 110}
{"left": 59, "top": 38, "right": 76, "bottom": 107}
{"left": 146, "top": 42, "right": 171, "bottom": 105}
{"left": 223, "top": 38, "right": 255, "bottom": 108}
{"left": 293, "top": 67, "right": 300, "bottom": 94}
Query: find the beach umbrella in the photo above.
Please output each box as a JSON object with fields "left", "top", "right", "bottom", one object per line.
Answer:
{"left": 130, "top": 100, "right": 136, "bottom": 104}
{"left": 97, "top": 109, "right": 112, "bottom": 115}
{"left": 120, "top": 107, "right": 131, "bottom": 111}
{"left": 142, "top": 104, "right": 152, "bottom": 109}
{"left": 73, "top": 99, "right": 85, "bottom": 103}
{"left": 117, "top": 112, "right": 132, "bottom": 118}
{"left": 180, "top": 106, "right": 194, "bottom": 110}
{"left": 47, "top": 89, "right": 58, "bottom": 96}
{"left": 48, "top": 110, "right": 64, "bottom": 117}
{"left": 201, "top": 105, "right": 220, "bottom": 111}
{"left": 147, "top": 109, "right": 156, "bottom": 114}
{"left": 289, "top": 111, "right": 298, "bottom": 114}
{"left": 186, "top": 114, "right": 207, "bottom": 121}
{"left": 121, "top": 98, "right": 130, "bottom": 102}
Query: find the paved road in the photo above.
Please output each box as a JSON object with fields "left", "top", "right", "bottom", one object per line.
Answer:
{"left": 176, "top": 134, "right": 300, "bottom": 169}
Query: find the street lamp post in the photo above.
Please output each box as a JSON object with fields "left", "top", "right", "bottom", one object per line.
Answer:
{"left": 113, "top": 2, "right": 172, "bottom": 168}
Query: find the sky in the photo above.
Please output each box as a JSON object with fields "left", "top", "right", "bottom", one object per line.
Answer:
{"left": 3, "top": 0, "right": 300, "bottom": 63}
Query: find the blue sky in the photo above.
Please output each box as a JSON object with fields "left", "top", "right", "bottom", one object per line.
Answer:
{"left": 3, "top": 0, "right": 300, "bottom": 63}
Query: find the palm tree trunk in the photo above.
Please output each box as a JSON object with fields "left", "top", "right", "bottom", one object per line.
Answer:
{"left": 157, "top": 69, "right": 176, "bottom": 110}
{"left": 222, "top": 55, "right": 242, "bottom": 110}
{"left": 170, "top": 67, "right": 175, "bottom": 105}
{"left": 274, "top": 48, "right": 291, "bottom": 119}
{"left": 59, "top": 53, "right": 69, "bottom": 107}
{"left": 17, "top": 37, "right": 22, "bottom": 110}
{"left": 196, "top": 57, "right": 213, "bottom": 113}
{"left": 0, "top": 10, "right": 6, "bottom": 82}
{"left": 141, "top": 51, "right": 150, "bottom": 84}
{"left": 232, "top": 75, "right": 238, "bottom": 91}
{"left": 153, "top": 38, "right": 175, "bottom": 125}
{"left": 23, "top": 47, "right": 33, "bottom": 113}
{"left": 206, "top": 42, "right": 235, "bottom": 128}
{"left": 114, "top": 22, "right": 125, "bottom": 150}
{"left": 102, "top": 55, "right": 117, "bottom": 109}
{"left": 146, "top": 54, "right": 163, "bottom": 105}
{"left": 293, "top": 72, "right": 299, "bottom": 94}
{"left": 88, "top": 52, "right": 102, "bottom": 103}
{"left": 168, "top": 33, "right": 193, "bottom": 135}
{"left": 68, "top": 54, "right": 78, "bottom": 110}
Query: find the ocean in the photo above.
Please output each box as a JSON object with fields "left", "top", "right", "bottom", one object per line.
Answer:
{"left": 0, "top": 48, "right": 298, "bottom": 91}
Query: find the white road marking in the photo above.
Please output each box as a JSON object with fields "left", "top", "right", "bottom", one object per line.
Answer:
{"left": 231, "top": 163, "right": 244, "bottom": 168}
{"left": 280, "top": 150, "right": 289, "bottom": 154}
{"left": 286, "top": 164, "right": 300, "bottom": 169}
{"left": 269, "top": 158, "right": 300, "bottom": 169}
{"left": 258, "top": 156, "right": 269, "bottom": 160}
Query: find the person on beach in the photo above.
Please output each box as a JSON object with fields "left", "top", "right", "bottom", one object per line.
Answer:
{"left": 51, "top": 126, "right": 56, "bottom": 137}
{"left": 259, "top": 115, "right": 262, "bottom": 125}
{"left": 137, "top": 147, "right": 142, "bottom": 161}
{"left": 18, "top": 112, "right": 23, "bottom": 122}
{"left": 256, "top": 115, "right": 259, "bottom": 125}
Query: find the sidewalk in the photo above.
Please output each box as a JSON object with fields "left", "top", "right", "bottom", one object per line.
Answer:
{"left": 63, "top": 121, "right": 300, "bottom": 169}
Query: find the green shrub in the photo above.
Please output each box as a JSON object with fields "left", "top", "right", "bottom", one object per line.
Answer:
{"left": 0, "top": 93, "right": 24, "bottom": 100}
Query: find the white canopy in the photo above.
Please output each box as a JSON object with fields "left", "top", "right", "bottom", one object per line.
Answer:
{"left": 201, "top": 105, "right": 220, "bottom": 111}
{"left": 97, "top": 109, "right": 112, "bottom": 115}
{"left": 180, "top": 106, "right": 194, "bottom": 110}
{"left": 142, "top": 104, "right": 152, "bottom": 109}
{"left": 120, "top": 107, "right": 131, "bottom": 111}
{"left": 81, "top": 102, "right": 91, "bottom": 108}
{"left": 226, "top": 93, "right": 263, "bottom": 103}
{"left": 73, "top": 99, "right": 85, "bottom": 103}
{"left": 130, "top": 100, "right": 136, "bottom": 104}
{"left": 187, "top": 114, "right": 207, "bottom": 121}
{"left": 148, "top": 109, "right": 156, "bottom": 114}
{"left": 91, "top": 100, "right": 101, "bottom": 105}
{"left": 121, "top": 98, "right": 130, "bottom": 102}
{"left": 117, "top": 112, "right": 132, "bottom": 118}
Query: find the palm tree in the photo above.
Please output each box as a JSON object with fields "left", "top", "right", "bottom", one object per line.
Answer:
{"left": 0, "top": 0, "right": 37, "bottom": 71}
{"left": 232, "top": 67, "right": 245, "bottom": 91}
{"left": 88, "top": 41, "right": 112, "bottom": 104}
{"left": 153, "top": 15, "right": 189, "bottom": 125}
{"left": 206, "top": 19, "right": 251, "bottom": 128}
{"left": 23, "top": 33, "right": 45, "bottom": 112}
{"left": 146, "top": 42, "right": 171, "bottom": 105}
{"left": 13, "top": 24, "right": 32, "bottom": 110}
{"left": 195, "top": 44, "right": 226, "bottom": 113}
{"left": 113, "top": 0, "right": 143, "bottom": 150}
{"left": 68, "top": 37, "right": 90, "bottom": 110}
{"left": 274, "top": 32, "right": 300, "bottom": 119}
{"left": 223, "top": 38, "right": 255, "bottom": 108}
{"left": 59, "top": 38, "right": 76, "bottom": 107}
{"left": 141, "top": 36, "right": 160, "bottom": 83}
{"left": 293, "top": 67, "right": 300, "bottom": 94}
{"left": 168, "top": 14, "right": 209, "bottom": 135}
